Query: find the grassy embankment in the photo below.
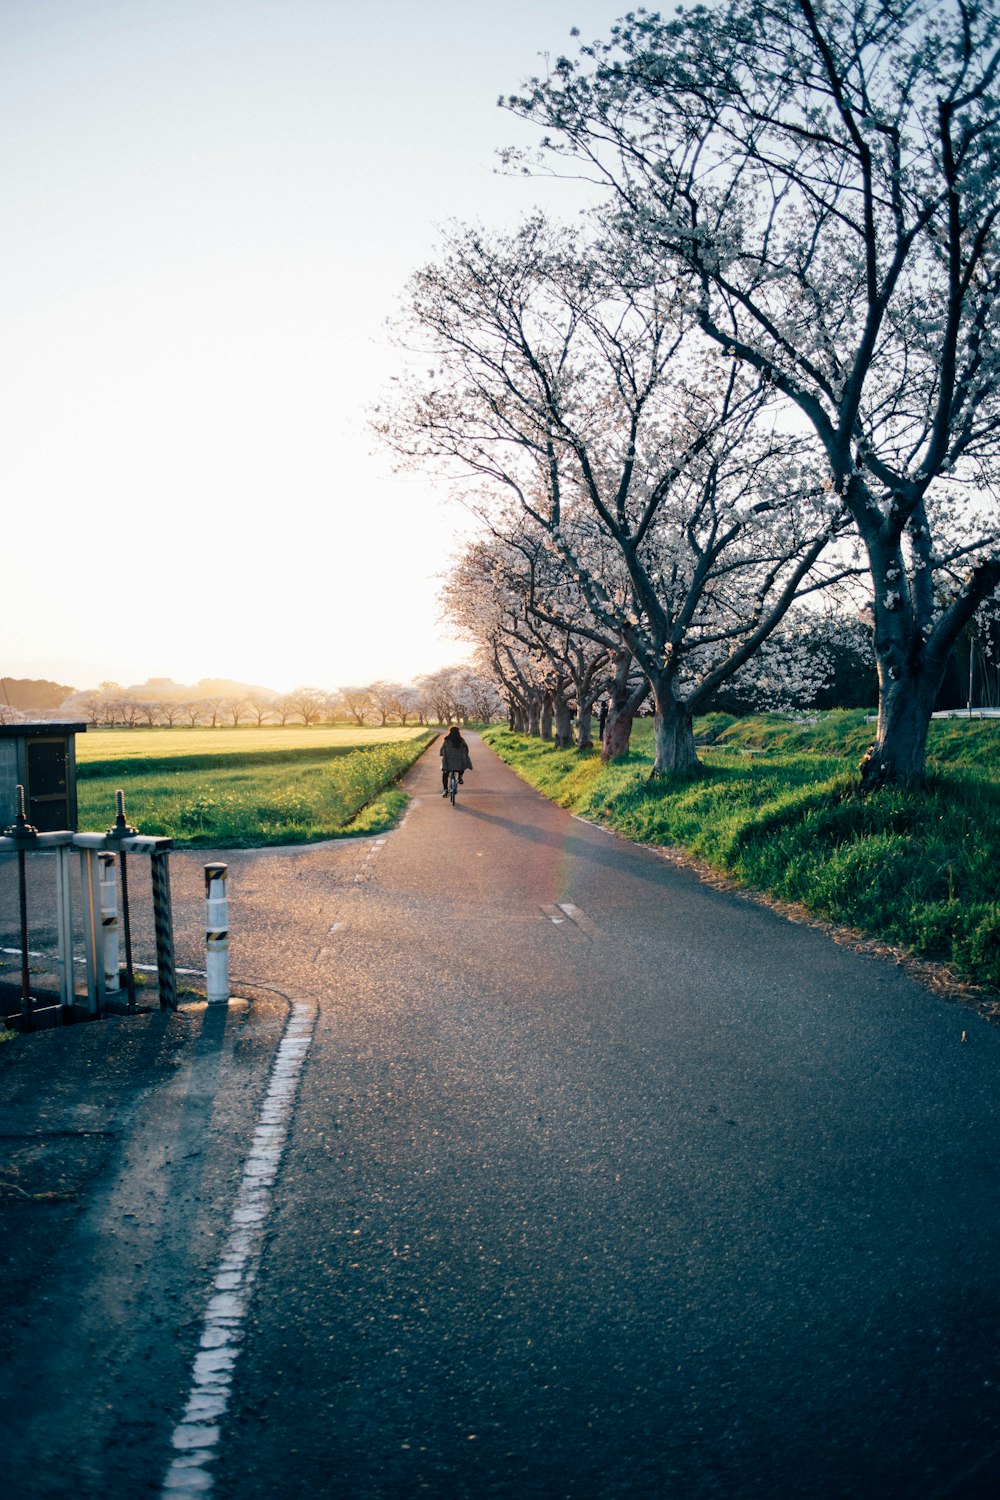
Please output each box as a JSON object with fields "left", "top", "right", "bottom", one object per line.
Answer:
{"left": 77, "top": 726, "right": 433, "bottom": 847}
{"left": 484, "top": 711, "right": 1000, "bottom": 995}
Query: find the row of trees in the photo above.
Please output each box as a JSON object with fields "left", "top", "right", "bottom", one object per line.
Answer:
{"left": 11, "top": 666, "right": 503, "bottom": 730}
{"left": 377, "top": 0, "right": 1000, "bottom": 787}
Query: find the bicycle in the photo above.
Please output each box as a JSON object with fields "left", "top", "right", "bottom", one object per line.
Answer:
{"left": 447, "top": 769, "right": 459, "bottom": 806}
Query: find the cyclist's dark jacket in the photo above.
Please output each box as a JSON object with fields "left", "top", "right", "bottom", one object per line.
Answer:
{"left": 440, "top": 733, "right": 473, "bottom": 773}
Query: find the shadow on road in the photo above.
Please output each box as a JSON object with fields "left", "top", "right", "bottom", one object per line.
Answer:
{"left": 455, "top": 802, "right": 710, "bottom": 897}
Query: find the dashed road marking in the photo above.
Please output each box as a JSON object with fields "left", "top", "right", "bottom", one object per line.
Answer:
{"left": 160, "top": 998, "right": 317, "bottom": 1498}
{"left": 558, "top": 902, "right": 597, "bottom": 936}
{"left": 541, "top": 903, "right": 596, "bottom": 938}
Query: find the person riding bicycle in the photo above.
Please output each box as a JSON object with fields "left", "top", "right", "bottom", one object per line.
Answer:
{"left": 439, "top": 725, "right": 473, "bottom": 796}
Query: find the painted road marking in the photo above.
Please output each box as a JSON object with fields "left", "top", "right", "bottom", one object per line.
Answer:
{"left": 540, "top": 903, "right": 595, "bottom": 937}
{"left": 3, "top": 948, "right": 209, "bottom": 980}
{"left": 558, "top": 903, "right": 597, "bottom": 935}
{"left": 160, "top": 998, "right": 317, "bottom": 1498}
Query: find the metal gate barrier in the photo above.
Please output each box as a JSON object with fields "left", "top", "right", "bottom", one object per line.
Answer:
{"left": 1, "top": 786, "right": 176, "bottom": 1029}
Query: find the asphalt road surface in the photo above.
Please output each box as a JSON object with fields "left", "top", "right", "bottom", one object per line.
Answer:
{"left": 4, "top": 732, "right": 1000, "bottom": 1499}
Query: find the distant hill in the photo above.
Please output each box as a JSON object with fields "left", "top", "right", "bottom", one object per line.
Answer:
{"left": 0, "top": 676, "right": 77, "bottom": 711}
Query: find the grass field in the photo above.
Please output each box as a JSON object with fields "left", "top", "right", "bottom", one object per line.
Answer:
{"left": 77, "top": 728, "right": 434, "bottom": 848}
{"left": 484, "top": 712, "right": 1000, "bottom": 997}
{"left": 75, "top": 724, "right": 429, "bottom": 763}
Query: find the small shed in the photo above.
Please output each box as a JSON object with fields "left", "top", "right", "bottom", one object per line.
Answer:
{"left": 0, "top": 722, "right": 87, "bottom": 832}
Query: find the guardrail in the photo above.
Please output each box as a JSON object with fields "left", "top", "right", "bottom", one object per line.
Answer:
{"left": 0, "top": 818, "right": 176, "bottom": 1030}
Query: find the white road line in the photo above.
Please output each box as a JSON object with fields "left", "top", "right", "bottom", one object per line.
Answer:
{"left": 1, "top": 948, "right": 207, "bottom": 978}
{"left": 558, "top": 903, "right": 597, "bottom": 936}
{"left": 160, "top": 998, "right": 317, "bottom": 1498}
{"left": 540, "top": 903, "right": 595, "bottom": 938}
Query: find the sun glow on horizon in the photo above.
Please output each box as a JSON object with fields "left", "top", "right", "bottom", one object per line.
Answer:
{"left": 0, "top": 0, "right": 609, "bottom": 694}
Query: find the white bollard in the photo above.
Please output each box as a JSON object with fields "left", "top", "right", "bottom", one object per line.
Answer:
{"left": 98, "top": 851, "right": 120, "bottom": 993}
{"left": 204, "top": 862, "right": 230, "bottom": 1004}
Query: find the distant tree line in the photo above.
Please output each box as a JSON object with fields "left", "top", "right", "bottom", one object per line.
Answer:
{"left": 0, "top": 665, "right": 505, "bottom": 730}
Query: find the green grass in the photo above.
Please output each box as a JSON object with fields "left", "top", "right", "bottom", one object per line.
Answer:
{"left": 78, "top": 734, "right": 433, "bottom": 848}
{"left": 75, "top": 724, "right": 429, "bottom": 763}
{"left": 78, "top": 742, "right": 376, "bottom": 782}
{"left": 484, "top": 713, "right": 1000, "bottom": 995}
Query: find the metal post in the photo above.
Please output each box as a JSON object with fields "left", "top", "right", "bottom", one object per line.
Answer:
{"left": 98, "top": 852, "right": 120, "bottom": 997}
{"left": 150, "top": 849, "right": 177, "bottom": 1011}
{"left": 107, "top": 791, "right": 138, "bottom": 1012}
{"left": 16, "top": 848, "right": 31, "bottom": 1028}
{"left": 5, "top": 786, "right": 39, "bottom": 1031}
{"left": 55, "top": 843, "right": 75, "bottom": 1010}
{"left": 204, "top": 863, "right": 229, "bottom": 1005}
{"left": 118, "top": 849, "right": 137, "bottom": 1011}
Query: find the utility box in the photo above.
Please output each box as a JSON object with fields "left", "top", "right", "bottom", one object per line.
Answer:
{"left": 0, "top": 723, "right": 86, "bottom": 832}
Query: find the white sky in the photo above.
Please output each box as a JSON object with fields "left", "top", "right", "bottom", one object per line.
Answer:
{"left": 0, "top": 0, "right": 612, "bottom": 694}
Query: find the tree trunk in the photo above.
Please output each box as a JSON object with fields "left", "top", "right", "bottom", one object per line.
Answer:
{"left": 601, "top": 707, "right": 634, "bottom": 761}
{"left": 853, "top": 495, "right": 1000, "bottom": 790}
{"left": 652, "top": 705, "right": 699, "bottom": 776}
{"left": 649, "top": 672, "right": 699, "bottom": 776}
{"left": 527, "top": 696, "right": 542, "bottom": 737}
{"left": 859, "top": 666, "right": 938, "bottom": 791}
{"left": 540, "top": 694, "right": 553, "bottom": 740}
{"left": 858, "top": 531, "right": 941, "bottom": 791}
{"left": 553, "top": 694, "right": 573, "bottom": 748}
{"left": 601, "top": 653, "right": 648, "bottom": 762}
{"left": 575, "top": 692, "right": 597, "bottom": 749}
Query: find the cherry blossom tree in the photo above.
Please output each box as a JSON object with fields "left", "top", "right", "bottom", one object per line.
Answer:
{"left": 246, "top": 695, "right": 275, "bottom": 727}
{"left": 443, "top": 527, "right": 616, "bottom": 748}
{"left": 379, "top": 217, "right": 847, "bottom": 773}
{"left": 224, "top": 697, "right": 252, "bottom": 727}
{"left": 504, "top": 0, "right": 1000, "bottom": 784}
{"left": 414, "top": 670, "right": 458, "bottom": 726}
{"left": 366, "top": 681, "right": 402, "bottom": 726}
{"left": 159, "top": 700, "right": 186, "bottom": 727}
{"left": 285, "top": 687, "right": 326, "bottom": 726}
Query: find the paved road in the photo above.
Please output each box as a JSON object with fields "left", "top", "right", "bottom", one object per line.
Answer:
{"left": 4, "top": 733, "right": 1000, "bottom": 1497}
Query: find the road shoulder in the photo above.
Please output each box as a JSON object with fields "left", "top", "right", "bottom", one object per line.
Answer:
{"left": 0, "top": 989, "right": 289, "bottom": 1499}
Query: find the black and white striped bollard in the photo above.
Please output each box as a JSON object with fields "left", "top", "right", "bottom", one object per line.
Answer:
{"left": 205, "top": 862, "right": 229, "bottom": 1004}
